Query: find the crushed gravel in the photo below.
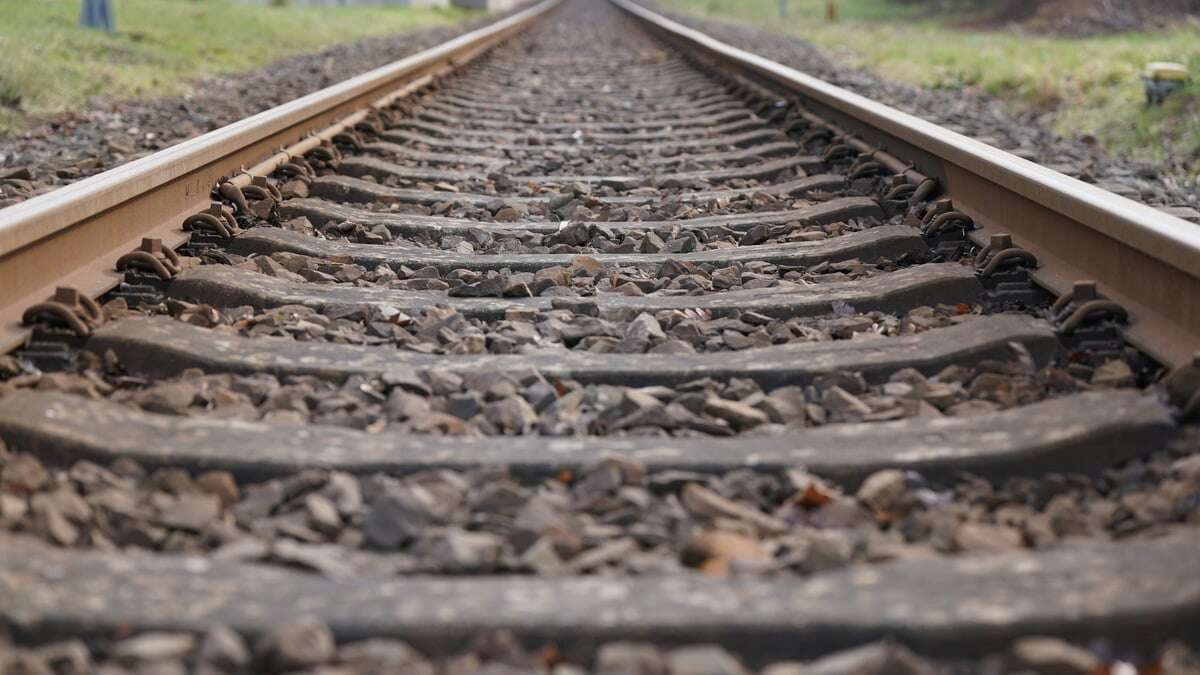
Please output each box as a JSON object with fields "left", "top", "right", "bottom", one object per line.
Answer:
{"left": 1, "top": 436, "right": 1197, "bottom": 580}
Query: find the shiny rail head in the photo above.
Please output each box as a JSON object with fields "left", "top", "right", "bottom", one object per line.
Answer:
{"left": 608, "top": 0, "right": 1200, "bottom": 274}
{"left": 609, "top": 0, "right": 1200, "bottom": 369}
{"left": 0, "top": 0, "right": 563, "bottom": 259}
{"left": 0, "top": 0, "right": 562, "bottom": 355}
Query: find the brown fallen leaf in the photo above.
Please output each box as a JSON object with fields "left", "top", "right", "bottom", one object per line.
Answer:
{"left": 684, "top": 530, "right": 770, "bottom": 577}
{"left": 800, "top": 483, "right": 834, "bottom": 508}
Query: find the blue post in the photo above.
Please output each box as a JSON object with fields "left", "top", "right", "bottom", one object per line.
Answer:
{"left": 80, "top": 0, "right": 115, "bottom": 32}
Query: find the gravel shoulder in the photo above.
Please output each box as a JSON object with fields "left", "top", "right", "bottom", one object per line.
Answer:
{"left": 644, "top": 2, "right": 1200, "bottom": 216}
{"left": 0, "top": 6, "right": 529, "bottom": 209}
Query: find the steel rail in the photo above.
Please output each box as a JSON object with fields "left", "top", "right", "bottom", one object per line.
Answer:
{"left": 0, "top": 0, "right": 560, "bottom": 355}
{"left": 612, "top": 0, "right": 1200, "bottom": 369}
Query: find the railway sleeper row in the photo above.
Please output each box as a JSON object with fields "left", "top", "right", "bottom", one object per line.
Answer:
{"left": 3, "top": 0, "right": 1199, "bottom": 672}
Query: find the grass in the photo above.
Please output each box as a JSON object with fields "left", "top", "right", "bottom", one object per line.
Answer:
{"left": 658, "top": 0, "right": 1200, "bottom": 181}
{"left": 0, "top": 0, "right": 475, "bottom": 133}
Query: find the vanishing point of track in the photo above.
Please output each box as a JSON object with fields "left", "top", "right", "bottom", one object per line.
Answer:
{"left": 1, "top": 0, "right": 1199, "bottom": 670}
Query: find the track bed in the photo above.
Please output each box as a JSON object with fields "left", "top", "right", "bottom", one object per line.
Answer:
{"left": 1, "top": 1, "right": 1198, "bottom": 673}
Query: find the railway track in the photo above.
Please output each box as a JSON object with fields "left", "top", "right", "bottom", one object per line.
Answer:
{"left": 1, "top": 0, "right": 1200, "bottom": 671}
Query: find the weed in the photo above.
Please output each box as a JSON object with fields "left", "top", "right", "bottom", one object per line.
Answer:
{"left": 0, "top": 0, "right": 473, "bottom": 134}
{"left": 659, "top": 0, "right": 1200, "bottom": 181}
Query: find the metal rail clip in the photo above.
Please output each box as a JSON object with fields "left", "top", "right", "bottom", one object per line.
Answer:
{"left": 354, "top": 114, "right": 386, "bottom": 138}
{"left": 332, "top": 129, "right": 365, "bottom": 151}
{"left": 218, "top": 181, "right": 253, "bottom": 215}
{"left": 1050, "top": 281, "right": 1129, "bottom": 360}
{"left": 820, "top": 142, "right": 859, "bottom": 164}
{"left": 183, "top": 203, "right": 240, "bottom": 239}
{"left": 307, "top": 141, "right": 341, "bottom": 164}
{"left": 974, "top": 234, "right": 1038, "bottom": 279}
{"left": 1051, "top": 281, "right": 1128, "bottom": 335}
{"left": 797, "top": 127, "right": 833, "bottom": 146}
{"left": 847, "top": 157, "right": 884, "bottom": 180}
{"left": 973, "top": 233, "right": 1045, "bottom": 307}
{"left": 918, "top": 199, "right": 974, "bottom": 258}
{"left": 782, "top": 114, "right": 811, "bottom": 135}
{"left": 115, "top": 237, "right": 181, "bottom": 281}
{"left": 920, "top": 200, "right": 974, "bottom": 237}
{"left": 281, "top": 159, "right": 314, "bottom": 187}
{"left": 21, "top": 287, "right": 104, "bottom": 337}
{"left": 245, "top": 175, "right": 286, "bottom": 201}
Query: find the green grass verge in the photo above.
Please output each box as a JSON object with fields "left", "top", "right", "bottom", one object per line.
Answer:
{"left": 659, "top": 0, "right": 1200, "bottom": 180}
{"left": 0, "top": 0, "right": 475, "bottom": 134}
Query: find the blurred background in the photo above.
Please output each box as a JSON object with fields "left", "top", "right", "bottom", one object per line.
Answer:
{"left": 658, "top": 0, "right": 1199, "bottom": 182}
{"left": 0, "top": 0, "right": 1196, "bottom": 183}
{"left": 0, "top": 0, "right": 488, "bottom": 134}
